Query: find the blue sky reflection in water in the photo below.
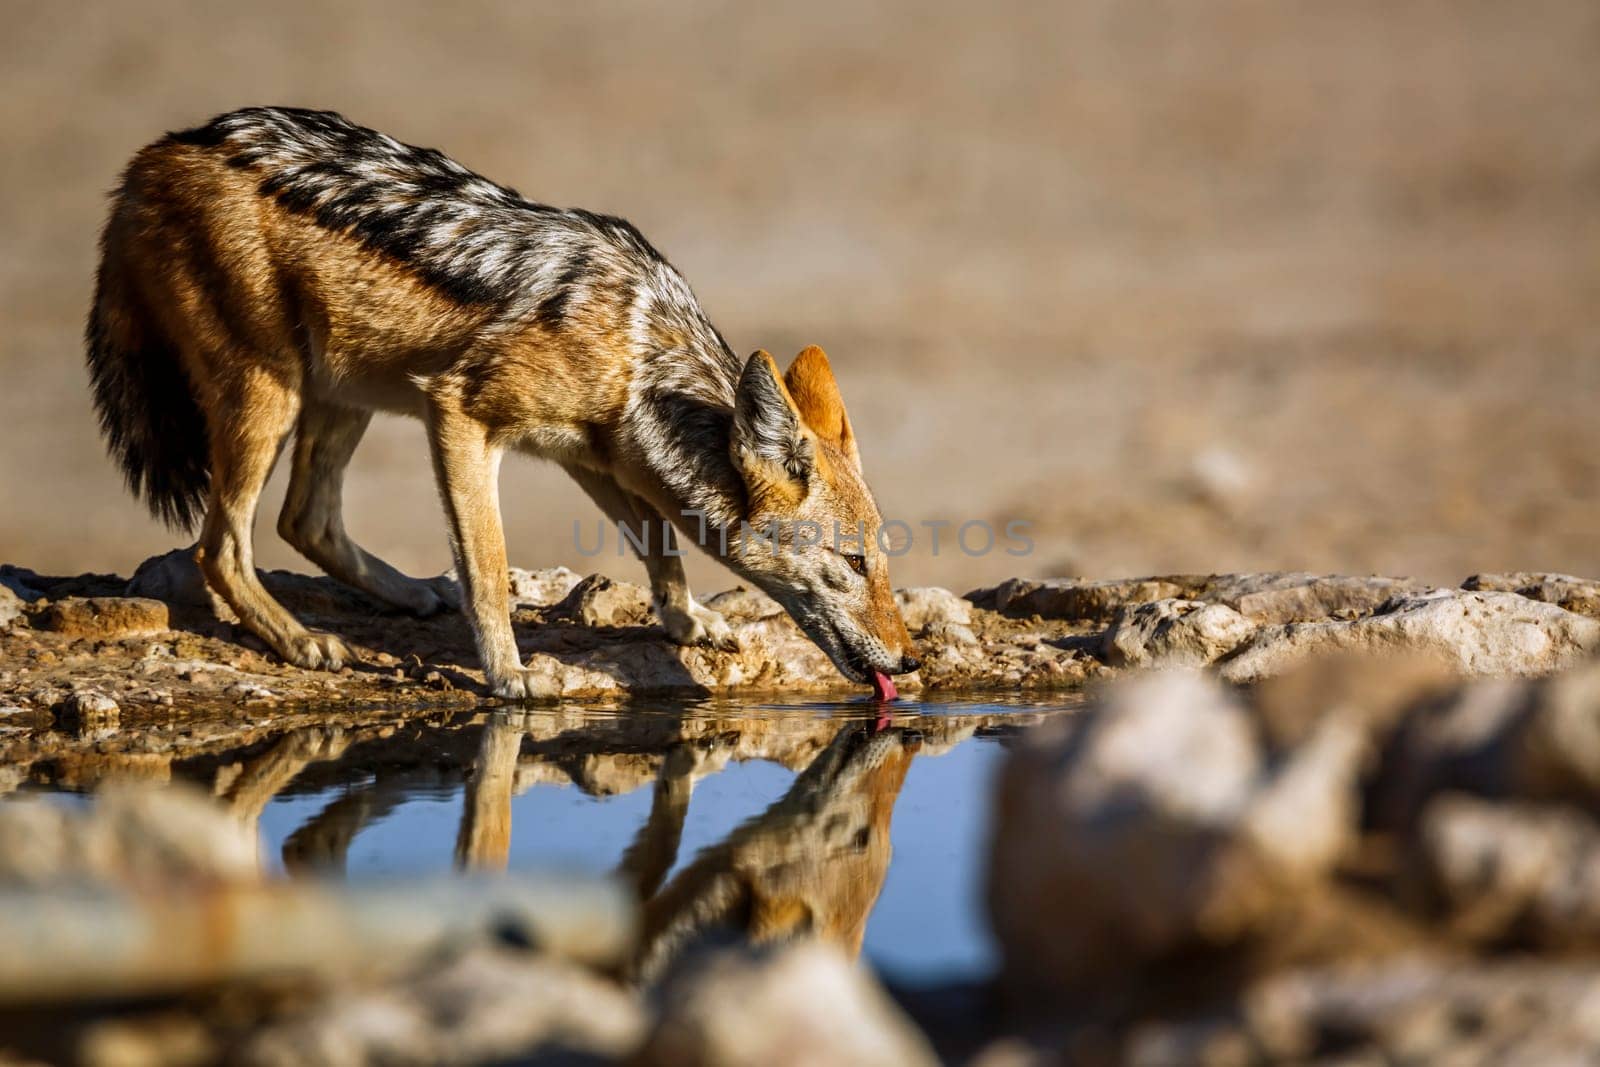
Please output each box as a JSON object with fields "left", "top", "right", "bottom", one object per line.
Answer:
{"left": 252, "top": 697, "right": 1081, "bottom": 986}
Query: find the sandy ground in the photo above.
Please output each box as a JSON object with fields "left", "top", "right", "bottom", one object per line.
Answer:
{"left": 3, "top": 1, "right": 1598, "bottom": 597}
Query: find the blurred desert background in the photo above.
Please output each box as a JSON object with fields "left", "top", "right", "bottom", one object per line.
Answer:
{"left": 2, "top": 0, "right": 1597, "bottom": 594}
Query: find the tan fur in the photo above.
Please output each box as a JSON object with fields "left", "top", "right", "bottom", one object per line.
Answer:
{"left": 94, "top": 118, "right": 916, "bottom": 695}
{"left": 103, "top": 142, "right": 674, "bottom": 690}
{"left": 737, "top": 350, "right": 915, "bottom": 671}
{"left": 630, "top": 727, "right": 917, "bottom": 980}
{"left": 454, "top": 713, "right": 524, "bottom": 869}
{"left": 735, "top": 350, "right": 820, "bottom": 510}
{"left": 784, "top": 344, "right": 861, "bottom": 469}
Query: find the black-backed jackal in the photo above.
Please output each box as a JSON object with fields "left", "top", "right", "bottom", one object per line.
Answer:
{"left": 629, "top": 725, "right": 918, "bottom": 982}
{"left": 88, "top": 108, "right": 918, "bottom": 698}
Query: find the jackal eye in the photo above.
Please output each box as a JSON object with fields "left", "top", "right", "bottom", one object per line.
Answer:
{"left": 842, "top": 553, "right": 867, "bottom": 576}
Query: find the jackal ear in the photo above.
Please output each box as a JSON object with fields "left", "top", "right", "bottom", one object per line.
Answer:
{"left": 784, "top": 345, "right": 860, "bottom": 471}
{"left": 732, "top": 350, "right": 814, "bottom": 495}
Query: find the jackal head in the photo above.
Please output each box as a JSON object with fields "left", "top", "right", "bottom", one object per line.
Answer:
{"left": 728, "top": 346, "right": 919, "bottom": 689}
{"left": 632, "top": 724, "right": 920, "bottom": 980}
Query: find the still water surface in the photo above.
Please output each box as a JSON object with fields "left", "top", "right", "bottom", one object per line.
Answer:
{"left": 39, "top": 695, "right": 1083, "bottom": 986}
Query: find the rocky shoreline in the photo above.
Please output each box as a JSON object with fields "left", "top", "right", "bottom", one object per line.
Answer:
{"left": 4, "top": 553, "right": 1599, "bottom": 720}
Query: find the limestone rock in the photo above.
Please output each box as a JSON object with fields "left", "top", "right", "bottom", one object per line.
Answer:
{"left": 638, "top": 944, "right": 937, "bottom": 1067}
{"left": 1199, "top": 572, "right": 1431, "bottom": 625}
{"left": 1514, "top": 659, "right": 1600, "bottom": 799}
{"left": 60, "top": 688, "right": 120, "bottom": 739}
{"left": 970, "top": 576, "right": 1193, "bottom": 623}
{"left": 1102, "top": 598, "right": 1257, "bottom": 669}
{"left": 34, "top": 597, "right": 170, "bottom": 639}
{"left": 1183, "top": 445, "right": 1256, "bottom": 510}
{"left": 552, "top": 574, "right": 653, "bottom": 628}
{"left": 0, "top": 584, "right": 23, "bottom": 632}
{"left": 224, "top": 681, "right": 277, "bottom": 704}
{"left": 1219, "top": 590, "right": 1600, "bottom": 685}
{"left": 1465, "top": 571, "right": 1600, "bottom": 619}
{"left": 1248, "top": 650, "right": 1458, "bottom": 755}
{"left": 895, "top": 586, "right": 973, "bottom": 634}
{"left": 507, "top": 566, "right": 583, "bottom": 609}
{"left": 26, "top": 561, "right": 1591, "bottom": 704}
{"left": 971, "top": 572, "right": 1429, "bottom": 628}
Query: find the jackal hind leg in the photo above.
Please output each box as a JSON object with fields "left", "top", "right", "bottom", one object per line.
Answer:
{"left": 278, "top": 401, "right": 454, "bottom": 617}
{"left": 565, "top": 466, "right": 738, "bottom": 652}
{"left": 195, "top": 368, "right": 352, "bottom": 671}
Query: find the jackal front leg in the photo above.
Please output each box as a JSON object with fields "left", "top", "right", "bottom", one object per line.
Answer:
{"left": 455, "top": 711, "right": 524, "bottom": 870}
{"left": 565, "top": 467, "right": 738, "bottom": 653}
{"left": 645, "top": 529, "right": 739, "bottom": 653}
{"left": 425, "top": 396, "right": 555, "bottom": 699}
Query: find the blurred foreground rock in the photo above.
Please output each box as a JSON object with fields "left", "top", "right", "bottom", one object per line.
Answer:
{"left": 0, "top": 784, "right": 632, "bottom": 1009}
{"left": 638, "top": 944, "right": 937, "bottom": 1067}
{"left": 989, "top": 671, "right": 1368, "bottom": 1004}
{"left": 1418, "top": 794, "right": 1600, "bottom": 948}
{"left": 0, "top": 782, "right": 256, "bottom": 886}
{"left": 986, "top": 654, "right": 1600, "bottom": 1063}
{"left": 1126, "top": 958, "right": 1600, "bottom": 1066}
{"left": 242, "top": 947, "right": 647, "bottom": 1067}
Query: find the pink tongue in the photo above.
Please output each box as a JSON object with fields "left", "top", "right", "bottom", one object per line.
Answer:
{"left": 871, "top": 670, "right": 898, "bottom": 702}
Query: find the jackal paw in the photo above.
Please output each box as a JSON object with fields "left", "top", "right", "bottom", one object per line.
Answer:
{"left": 281, "top": 726, "right": 351, "bottom": 761}
{"left": 660, "top": 602, "right": 740, "bottom": 653}
{"left": 487, "top": 666, "right": 561, "bottom": 701}
{"left": 282, "top": 631, "right": 353, "bottom": 671}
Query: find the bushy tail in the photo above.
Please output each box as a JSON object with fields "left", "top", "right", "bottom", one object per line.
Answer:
{"left": 86, "top": 248, "right": 210, "bottom": 531}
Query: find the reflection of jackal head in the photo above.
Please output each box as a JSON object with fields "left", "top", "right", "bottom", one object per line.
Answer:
{"left": 633, "top": 724, "right": 918, "bottom": 981}
{"left": 727, "top": 347, "right": 919, "bottom": 687}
